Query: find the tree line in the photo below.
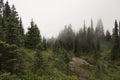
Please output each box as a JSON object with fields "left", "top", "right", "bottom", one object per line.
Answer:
{"left": 0, "top": 1, "right": 120, "bottom": 79}
{"left": 48, "top": 19, "right": 112, "bottom": 56}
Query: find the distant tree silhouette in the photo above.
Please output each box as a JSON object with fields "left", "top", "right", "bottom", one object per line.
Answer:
{"left": 111, "top": 20, "right": 120, "bottom": 60}
{"left": 105, "top": 30, "right": 111, "bottom": 41}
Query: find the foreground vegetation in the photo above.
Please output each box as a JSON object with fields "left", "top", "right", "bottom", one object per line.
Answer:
{"left": 0, "top": 1, "right": 120, "bottom": 80}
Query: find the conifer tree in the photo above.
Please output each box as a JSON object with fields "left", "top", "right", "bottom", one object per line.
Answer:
{"left": 91, "top": 19, "right": 94, "bottom": 33}
{"left": 86, "top": 27, "right": 95, "bottom": 52}
{"left": 14, "top": 49, "right": 27, "bottom": 75}
{"left": 25, "top": 20, "right": 41, "bottom": 49}
{"left": 3, "top": 1, "right": 11, "bottom": 17}
{"left": 33, "top": 50, "right": 46, "bottom": 74}
{"left": 111, "top": 20, "right": 120, "bottom": 60}
{"left": 0, "top": 41, "right": 18, "bottom": 73}
{"left": 105, "top": 30, "right": 111, "bottom": 41}
{"left": 5, "top": 5, "right": 20, "bottom": 46}
{"left": 118, "top": 21, "right": 120, "bottom": 47}
{"left": 0, "top": 16, "right": 4, "bottom": 41}
{"left": 95, "top": 19, "right": 105, "bottom": 40}
{"left": 58, "top": 24, "right": 75, "bottom": 51}
{"left": 42, "top": 37, "right": 47, "bottom": 50}
{"left": 19, "top": 18, "right": 24, "bottom": 36}
{"left": 0, "top": 1, "right": 11, "bottom": 41}
{"left": 18, "top": 18, "right": 24, "bottom": 47}
{"left": 119, "top": 21, "right": 120, "bottom": 37}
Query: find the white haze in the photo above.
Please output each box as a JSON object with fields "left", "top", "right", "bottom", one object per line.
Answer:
{"left": 5, "top": 0, "right": 120, "bottom": 38}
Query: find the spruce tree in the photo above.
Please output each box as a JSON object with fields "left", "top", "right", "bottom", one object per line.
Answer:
{"left": 119, "top": 21, "right": 120, "bottom": 37}
{"left": 105, "top": 30, "right": 111, "bottom": 41}
{"left": 111, "top": 20, "right": 120, "bottom": 60}
{"left": 14, "top": 49, "right": 27, "bottom": 75}
{"left": 25, "top": 20, "right": 41, "bottom": 49}
{"left": 58, "top": 24, "right": 75, "bottom": 51}
{"left": 1, "top": 1, "right": 11, "bottom": 41}
{"left": 91, "top": 19, "right": 94, "bottom": 33}
{"left": 19, "top": 18, "right": 24, "bottom": 36}
{"left": 33, "top": 50, "right": 47, "bottom": 75}
{"left": 0, "top": 16, "right": 4, "bottom": 41}
{"left": 86, "top": 27, "right": 95, "bottom": 52}
{"left": 18, "top": 18, "right": 24, "bottom": 47}
{"left": 0, "top": 41, "right": 18, "bottom": 73}
{"left": 42, "top": 37, "right": 47, "bottom": 50}
{"left": 95, "top": 19, "right": 105, "bottom": 40}
{"left": 5, "top": 5, "right": 20, "bottom": 46}
{"left": 3, "top": 1, "right": 11, "bottom": 17}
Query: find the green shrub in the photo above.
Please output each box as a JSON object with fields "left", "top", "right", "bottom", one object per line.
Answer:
{"left": 0, "top": 73, "right": 20, "bottom": 80}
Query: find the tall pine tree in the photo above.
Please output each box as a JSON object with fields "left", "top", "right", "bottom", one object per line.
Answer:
{"left": 18, "top": 18, "right": 24, "bottom": 47}
{"left": 111, "top": 20, "right": 120, "bottom": 60}
{"left": 25, "top": 20, "right": 41, "bottom": 49}
{"left": 3, "top": 1, "right": 11, "bottom": 17}
{"left": 5, "top": 5, "right": 20, "bottom": 46}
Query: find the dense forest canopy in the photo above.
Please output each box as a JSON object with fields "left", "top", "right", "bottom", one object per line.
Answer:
{"left": 0, "top": 1, "right": 120, "bottom": 80}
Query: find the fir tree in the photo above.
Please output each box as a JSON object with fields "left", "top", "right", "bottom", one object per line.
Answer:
{"left": 0, "top": 41, "right": 18, "bottom": 73}
{"left": 3, "top": 1, "right": 11, "bottom": 17}
{"left": 33, "top": 50, "right": 46, "bottom": 75}
{"left": 25, "top": 20, "right": 41, "bottom": 49}
{"left": 0, "top": 16, "right": 4, "bottom": 41}
{"left": 5, "top": 5, "right": 20, "bottom": 46}
{"left": 14, "top": 49, "right": 27, "bottom": 75}
{"left": 42, "top": 37, "right": 47, "bottom": 50}
{"left": 95, "top": 19, "right": 105, "bottom": 40}
{"left": 111, "top": 20, "right": 120, "bottom": 60}
{"left": 105, "top": 30, "right": 111, "bottom": 41}
{"left": 18, "top": 18, "right": 24, "bottom": 47}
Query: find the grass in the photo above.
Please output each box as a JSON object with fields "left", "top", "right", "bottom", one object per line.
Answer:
{"left": 74, "top": 42, "right": 120, "bottom": 80}
{"left": 18, "top": 45, "right": 120, "bottom": 80}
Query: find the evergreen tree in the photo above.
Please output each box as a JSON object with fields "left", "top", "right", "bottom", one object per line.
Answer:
{"left": 42, "top": 37, "right": 47, "bottom": 50}
{"left": 82, "top": 21, "right": 88, "bottom": 51}
{"left": 105, "top": 30, "right": 111, "bottom": 41}
{"left": 95, "top": 19, "right": 105, "bottom": 40}
{"left": 19, "top": 18, "right": 24, "bottom": 36}
{"left": 119, "top": 21, "right": 120, "bottom": 37}
{"left": 5, "top": 5, "right": 20, "bottom": 46}
{"left": 86, "top": 26, "right": 95, "bottom": 52}
{"left": 111, "top": 20, "right": 120, "bottom": 60}
{"left": 18, "top": 18, "right": 24, "bottom": 47}
{"left": 14, "top": 49, "right": 27, "bottom": 75}
{"left": 53, "top": 40, "right": 61, "bottom": 51}
{"left": 3, "top": 1, "right": 11, "bottom": 17}
{"left": 47, "top": 37, "right": 56, "bottom": 49}
{"left": 58, "top": 24, "right": 75, "bottom": 51}
{"left": 119, "top": 21, "right": 120, "bottom": 48}
{"left": 91, "top": 19, "right": 94, "bottom": 33}
{"left": 0, "top": 41, "right": 18, "bottom": 73}
{"left": 33, "top": 50, "right": 46, "bottom": 75}
{"left": 0, "top": 1, "right": 11, "bottom": 41}
{"left": 25, "top": 20, "right": 41, "bottom": 49}
{"left": 0, "top": 16, "right": 4, "bottom": 41}
{"left": 83, "top": 21, "right": 87, "bottom": 36}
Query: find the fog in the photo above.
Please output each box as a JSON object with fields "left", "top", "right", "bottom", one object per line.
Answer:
{"left": 6, "top": 0, "right": 120, "bottom": 38}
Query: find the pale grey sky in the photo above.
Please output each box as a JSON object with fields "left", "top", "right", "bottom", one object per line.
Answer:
{"left": 5, "top": 0, "right": 120, "bottom": 38}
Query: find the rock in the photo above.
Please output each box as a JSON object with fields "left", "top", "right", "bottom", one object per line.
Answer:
{"left": 69, "top": 57, "right": 91, "bottom": 68}
{"left": 69, "top": 57, "right": 91, "bottom": 80}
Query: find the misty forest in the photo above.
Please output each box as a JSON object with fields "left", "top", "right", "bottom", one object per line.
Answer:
{"left": 0, "top": 1, "right": 120, "bottom": 80}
